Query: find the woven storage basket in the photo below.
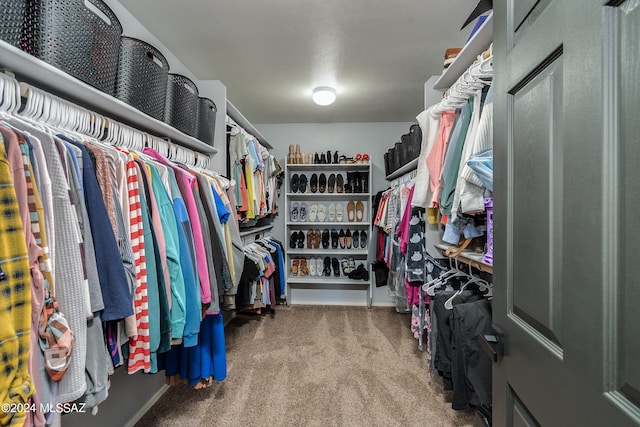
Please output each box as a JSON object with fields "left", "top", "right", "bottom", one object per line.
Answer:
{"left": 400, "top": 134, "right": 411, "bottom": 168}
{"left": 0, "top": 0, "right": 26, "bottom": 47}
{"left": 384, "top": 150, "right": 392, "bottom": 176}
{"left": 393, "top": 142, "right": 403, "bottom": 172}
{"left": 195, "top": 97, "right": 217, "bottom": 146}
{"left": 116, "top": 37, "right": 169, "bottom": 120}
{"left": 164, "top": 73, "right": 198, "bottom": 136}
{"left": 22, "top": 0, "right": 122, "bottom": 95}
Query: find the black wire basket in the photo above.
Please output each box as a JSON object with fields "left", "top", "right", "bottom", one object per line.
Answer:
{"left": 195, "top": 97, "right": 217, "bottom": 146}
{"left": 0, "top": 0, "right": 26, "bottom": 47}
{"left": 22, "top": 0, "right": 122, "bottom": 95}
{"left": 116, "top": 37, "right": 169, "bottom": 121}
{"left": 164, "top": 73, "right": 198, "bottom": 136}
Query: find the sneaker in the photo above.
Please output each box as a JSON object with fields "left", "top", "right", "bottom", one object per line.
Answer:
{"left": 299, "top": 202, "right": 308, "bottom": 222}
{"left": 317, "top": 204, "right": 327, "bottom": 222}
{"left": 336, "top": 204, "right": 344, "bottom": 222}
{"left": 308, "top": 204, "right": 318, "bottom": 222}
{"left": 291, "top": 202, "right": 299, "bottom": 222}
{"left": 328, "top": 203, "right": 336, "bottom": 222}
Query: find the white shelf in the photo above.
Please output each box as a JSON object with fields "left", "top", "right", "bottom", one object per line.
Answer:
{"left": 286, "top": 193, "right": 370, "bottom": 198}
{"left": 0, "top": 40, "right": 217, "bottom": 155}
{"left": 385, "top": 158, "right": 419, "bottom": 181}
{"left": 286, "top": 163, "right": 371, "bottom": 170}
{"left": 288, "top": 249, "right": 369, "bottom": 256}
{"left": 239, "top": 224, "right": 274, "bottom": 237}
{"left": 287, "top": 221, "right": 370, "bottom": 226}
{"left": 434, "top": 243, "right": 493, "bottom": 274}
{"left": 433, "top": 12, "right": 493, "bottom": 90}
{"left": 288, "top": 277, "right": 371, "bottom": 286}
{"left": 226, "top": 100, "right": 272, "bottom": 149}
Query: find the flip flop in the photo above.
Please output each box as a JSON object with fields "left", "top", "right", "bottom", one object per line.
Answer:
{"left": 317, "top": 204, "right": 327, "bottom": 221}
{"left": 336, "top": 204, "right": 344, "bottom": 222}
{"left": 310, "top": 173, "right": 318, "bottom": 193}
{"left": 308, "top": 204, "right": 318, "bottom": 222}
{"left": 328, "top": 203, "right": 336, "bottom": 222}
{"left": 297, "top": 231, "right": 305, "bottom": 248}
{"left": 355, "top": 201, "right": 364, "bottom": 222}
{"left": 352, "top": 230, "right": 359, "bottom": 249}
{"left": 328, "top": 173, "right": 336, "bottom": 193}
{"left": 289, "top": 231, "right": 298, "bottom": 249}
{"left": 319, "top": 173, "right": 327, "bottom": 193}
{"left": 336, "top": 174, "right": 344, "bottom": 193}
{"left": 316, "top": 257, "right": 324, "bottom": 275}
{"left": 291, "top": 202, "right": 299, "bottom": 222}
{"left": 347, "top": 201, "right": 355, "bottom": 222}
{"left": 299, "top": 174, "right": 308, "bottom": 193}
{"left": 309, "top": 258, "right": 316, "bottom": 276}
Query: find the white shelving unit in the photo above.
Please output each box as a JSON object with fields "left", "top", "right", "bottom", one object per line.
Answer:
{"left": 226, "top": 100, "right": 272, "bottom": 149}
{"left": 0, "top": 40, "right": 217, "bottom": 155}
{"left": 285, "top": 162, "right": 373, "bottom": 308}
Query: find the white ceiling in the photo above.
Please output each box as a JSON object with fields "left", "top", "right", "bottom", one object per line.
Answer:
{"left": 119, "top": 0, "right": 479, "bottom": 124}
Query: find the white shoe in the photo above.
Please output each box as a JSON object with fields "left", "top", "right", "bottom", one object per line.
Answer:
{"left": 316, "top": 258, "right": 324, "bottom": 275}
{"left": 328, "top": 203, "right": 336, "bottom": 222}
{"left": 309, "top": 258, "right": 316, "bottom": 276}
{"left": 308, "top": 204, "right": 318, "bottom": 222}
{"left": 317, "top": 204, "right": 327, "bottom": 222}
{"left": 336, "top": 204, "right": 344, "bottom": 222}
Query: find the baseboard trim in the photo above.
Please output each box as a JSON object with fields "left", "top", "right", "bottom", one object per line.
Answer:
{"left": 123, "top": 384, "right": 170, "bottom": 427}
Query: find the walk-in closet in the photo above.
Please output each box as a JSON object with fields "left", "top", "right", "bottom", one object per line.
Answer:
{"left": 0, "top": 1, "right": 638, "bottom": 426}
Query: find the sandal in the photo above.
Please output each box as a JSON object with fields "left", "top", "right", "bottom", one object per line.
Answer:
{"left": 332, "top": 257, "right": 340, "bottom": 277}
{"left": 299, "top": 258, "right": 309, "bottom": 276}
{"left": 328, "top": 173, "right": 336, "bottom": 193}
{"left": 307, "top": 230, "right": 314, "bottom": 248}
{"left": 336, "top": 174, "right": 344, "bottom": 193}
{"left": 321, "top": 229, "right": 330, "bottom": 249}
{"left": 347, "top": 257, "right": 356, "bottom": 274}
{"left": 319, "top": 173, "right": 327, "bottom": 193}
{"left": 310, "top": 173, "right": 318, "bottom": 193}
{"left": 354, "top": 154, "right": 363, "bottom": 164}
{"left": 316, "top": 258, "right": 324, "bottom": 275}
{"left": 299, "top": 174, "right": 308, "bottom": 193}
{"left": 338, "top": 155, "right": 348, "bottom": 164}
{"left": 317, "top": 204, "right": 327, "bottom": 221}
{"left": 289, "top": 231, "right": 298, "bottom": 249}
{"left": 309, "top": 258, "right": 316, "bottom": 276}
{"left": 338, "top": 229, "right": 346, "bottom": 249}
{"left": 331, "top": 229, "right": 339, "bottom": 249}
{"left": 355, "top": 201, "right": 364, "bottom": 222}
{"left": 336, "top": 204, "right": 344, "bottom": 222}
{"left": 291, "top": 202, "right": 299, "bottom": 222}
{"left": 308, "top": 204, "right": 318, "bottom": 222}
{"left": 328, "top": 203, "right": 336, "bottom": 222}
{"left": 323, "top": 257, "right": 332, "bottom": 276}
{"left": 345, "top": 229, "right": 352, "bottom": 249}
{"left": 314, "top": 229, "right": 322, "bottom": 249}
{"left": 291, "top": 173, "right": 300, "bottom": 192}
{"left": 291, "top": 258, "right": 299, "bottom": 276}
{"left": 347, "top": 201, "right": 355, "bottom": 222}
{"left": 352, "top": 230, "right": 359, "bottom": 249}
{"left": 297, "top": 231, "right": 305, "bottom": 249}
{"left": 341, "top": 258, "right": 350, "bottom": 275}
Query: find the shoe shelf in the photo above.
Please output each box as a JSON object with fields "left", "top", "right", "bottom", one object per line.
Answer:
{"left": 287, "top": 277, "right": 371, "bottom": 286}
{"left": 288, "top": 249, "right": 369, "bottom": 256}
{"left": 286, "top": 193, "right": 370, "bottom": 199}
{"left": 287, "top": 221, "right": 370, "bottom": 227}
{"left": 285, "top": 161, "right": 373, "bottom": 308}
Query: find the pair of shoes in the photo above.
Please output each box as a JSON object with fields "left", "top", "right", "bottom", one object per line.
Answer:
{"left": 290, "top": 202, "right": 308, "bottom": 222}
{"left": 443, "top": 47, "right": 462, "bottom": 72}
{"left": 352, "top": 230, "right": 367, "bottom": 248}
{"left": 348, "top": 263, "right": 369, "bottom": 281}
{"left": 353, "top": 153, "right": 370, "bottom": 164}
{"left": 346, "top": 201, "right": 365, "bottom": 222}
{"left": 345, "top": 171, "right": 369, "bottom": 193}
{"left": 290, "top": 231, "right": 305, "bottom": 249}
{"left": 341, "top": 257, "right": 356, "bottom": 275}
{"left": 338, "top": 229, "right": 352, "bottom": 249}
{"left": 291, "top": 258, "right": 309, "bottom": 276}
{"left": 291, "top": 174, "right": 308, "bottom": 193}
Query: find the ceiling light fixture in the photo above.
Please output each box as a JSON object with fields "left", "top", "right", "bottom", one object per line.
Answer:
{"left": 312, "top": 87, "right": 336, "bottom": 106}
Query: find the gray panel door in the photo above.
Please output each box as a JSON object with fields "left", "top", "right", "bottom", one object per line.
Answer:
{"left": 493, "top": 0, "right": 640, "bottom": 425}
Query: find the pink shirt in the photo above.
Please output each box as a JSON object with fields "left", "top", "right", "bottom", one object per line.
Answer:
{"left": 426, "top": 110, "right": 456, "bottom": 207}
{"left": 143, "top": 148, "right": 212, "bottom": 305}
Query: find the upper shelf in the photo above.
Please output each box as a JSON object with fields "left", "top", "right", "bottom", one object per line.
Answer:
{"left": 433, "top": 12, "right": 493, "bottom": 90}
{"left": 226, "top": 100, "right": 272, "bottom": 149}
{"left": 385, "top": 158, "right": 419, "bottom": 181}
{"left": 0, "top": 40, "right": 217, "bottom": 155}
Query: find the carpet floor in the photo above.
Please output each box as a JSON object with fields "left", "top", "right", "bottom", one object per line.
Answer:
{"left": 135, "top": 305, "right": 476, "bottom": 427}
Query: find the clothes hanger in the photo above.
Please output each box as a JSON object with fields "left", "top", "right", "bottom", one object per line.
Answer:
{"left": 443, "top": 264, "right": 492, "bottom": 309}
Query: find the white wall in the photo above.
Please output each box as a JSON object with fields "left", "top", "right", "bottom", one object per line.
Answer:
{"left": 255, "top": 122, "right": 414, "bottom": 306}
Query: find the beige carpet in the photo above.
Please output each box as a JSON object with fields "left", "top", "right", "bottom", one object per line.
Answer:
{"left": 135, "top": 305, "right": 476, "bottom": 427}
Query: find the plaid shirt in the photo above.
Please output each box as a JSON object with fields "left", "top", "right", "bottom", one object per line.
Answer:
{"left": 0, "top": 134, "right": 34, "bottom": 426}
